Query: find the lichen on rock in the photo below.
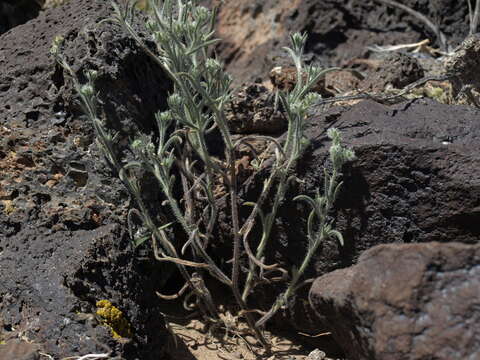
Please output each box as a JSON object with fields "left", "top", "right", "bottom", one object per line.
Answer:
{"left": 96, "top": 300, "right": 133, "bottom": 339}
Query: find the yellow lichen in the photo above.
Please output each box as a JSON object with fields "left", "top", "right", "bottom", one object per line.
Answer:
{"left": 2, "top": 200, "right": 15, "bottom": 215}
{"left": 96, "top": 300, "right": 132, "bottom": 339}
{"left": 410, "top": 82, "right": 454, "bottom": 104}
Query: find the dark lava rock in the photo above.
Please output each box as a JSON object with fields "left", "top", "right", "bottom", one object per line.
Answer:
{"left": 0, "top": 0, "right": 172, "bottom": 358}
{"left": 210, "top": 0, "right": 470, "bottom": 85}
{"left": 0, "top": 0, "right": 41, "bottom": 35}
{"left": 1, "top": 0, "right": 479, "bottom": 357}
{"left": 244, "top": 98, "right": 480, "bottom": 334}
{"left": 360, "top": 52, "right": 424, "bottom": 91}
{"left": 445, "top": 33, "right": 480, "bottom": 102}
{"left": 0, "top": 0, "right": 169, "bottom": 136}
{"left": 288, "top": 98, "right": 480, "bottom": 274}
{"left": 309, "top": 242, "right": 480, "bottom": 360}
{"left": 254, "top": 97, "right": 480, "bottom": 284}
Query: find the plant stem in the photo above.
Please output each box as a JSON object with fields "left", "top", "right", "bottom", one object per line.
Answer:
{"left": 242, "top": 103, "right": 302, "bottom": 301}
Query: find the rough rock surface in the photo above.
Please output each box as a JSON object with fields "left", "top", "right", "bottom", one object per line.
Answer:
{"left": 444, "top": 33, "right": 480, "bottom": 103}
{"left": 309, "top": 242, "right": 480, "bottom": 360}
{"left": 287, "top": 98, "right": 480, "bottom": 274}
{"left": 298, "top": 98, "right": 478, "bottom": 257}
{"left": 210, "top": 0, "right": 470, "bottom": 85}
{"left": 1, "top": 0, "right": 479, "bottom": 357}
{"left": 359, "top": 52, "right": 424, "bottom": 91}
{"left": 0, "top": 0, "right": 171, "bottom": 358}
{"left": 0, "top": 339, "right": 41, "bottom": 360}
{"left": 0, "top": 0, "right": 169, "bottom": 136}
{"left": 242, "top": 98, "right": 480, "bottom": 334}
{"left": 226, "top": 82, "right": 286, "bottom": 134}
{"left": 237, "top": 97, "right": 480, "bottom": 271}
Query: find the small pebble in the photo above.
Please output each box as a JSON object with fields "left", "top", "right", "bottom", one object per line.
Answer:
{"left": 306, "top": 349, "right": 326, "bottom": 360}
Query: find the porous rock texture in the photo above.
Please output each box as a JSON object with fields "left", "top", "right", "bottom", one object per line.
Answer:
{"left": 359, "top": 52, "right": 424, "bottom": 91}
{"left": 309, "top": 242, "right": 480, "bottom": 360}
{"left": 444, "top": 33, "right": 480, "bottom": 101}
{"left": 302, "top": 98, "right": 480, "bottom": 256}
{"left": 209, "top": 0, "right": 470, "bottom": 85}
{"left": 1, "top": 0, "right": 479, "bottom": 358}
{"left": 244, "top": 97, "right": 480, "bottom": 338}
{"left": 0, "top": 0, "right": 171, "bottom": 358}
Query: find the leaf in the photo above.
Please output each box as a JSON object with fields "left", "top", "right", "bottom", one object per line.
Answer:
{"left": 119, "top": 162, "right": 143, "bottom": 183}
{"left": 157, "top": 222, "right": 174, "bottom": 232}
{"left": 134, "top": 234, "right": 151, "bottom": 247}
{"left": 185, "top": 38, "right": 221, "bottom": 56}
{"left": 332, "top": 181, "right": 344, "bottom": 202}
{"left": 293, "top": 194, "right": 317, "bottom": 210}
{"left": 307, "top": 210, "right": 316, "bottom": 244}
{"left": 328, "top": 229, "right": 345, "bottom": 247}
{"left": 243, "top": 202, "right": 266, "bottom": 226}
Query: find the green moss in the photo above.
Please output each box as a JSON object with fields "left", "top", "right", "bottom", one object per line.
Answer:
{"left": 96, "top": 300, "right": 132, "bottom": 339}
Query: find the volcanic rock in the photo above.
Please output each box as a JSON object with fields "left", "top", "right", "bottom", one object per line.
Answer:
{"left": 309, "top": 242, "right": 480, "bottom": 360}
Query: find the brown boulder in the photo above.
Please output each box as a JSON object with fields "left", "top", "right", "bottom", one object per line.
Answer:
{"left": 309, "top": 242, "right": 480, "bottom": 360}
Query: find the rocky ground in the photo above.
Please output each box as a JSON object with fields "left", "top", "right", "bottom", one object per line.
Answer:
{"left": 0, "top": 0, "right": 479, "bottom": 359}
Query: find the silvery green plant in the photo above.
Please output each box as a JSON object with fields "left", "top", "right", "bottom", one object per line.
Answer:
{"left": 51, "top": 0, "right": 355, "bottom": 348}
{"left": 108, "top": 0, "right": 268, "bottom": 344}
{"left": 240, "top": 33, "right": 341, "bottom": 304}
{"left": 255, "top": 128, "right": 355, "bottom": 327}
